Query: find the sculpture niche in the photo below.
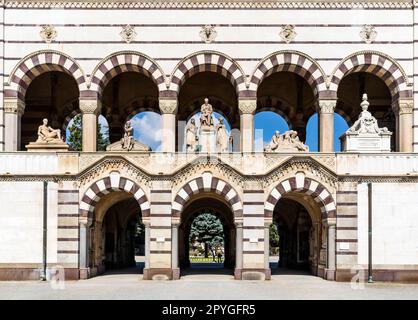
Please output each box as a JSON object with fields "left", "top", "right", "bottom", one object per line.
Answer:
{"left": 264, "top": 130, "right": 309, "bottom": 152}
{"left": 106, "top": 120, "right": 151, "bottom": 152}
{"left": 26, "top": 118, "right": 69, "bottom": 152}
{"left": 340, "top": 93, "right": 392, "bottom": 152}
{"left": 185, "top": 98, "right": 230, "bottom": 153}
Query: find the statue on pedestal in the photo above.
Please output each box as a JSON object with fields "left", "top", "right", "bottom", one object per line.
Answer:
{"left": 185, "top": 118, "right": 198, "bottom": 152}
{"left": 216, "top": 118, "right": 229, "bottom": 152}
{"left": 37, "top": 118, "right": 63, "bottom": 143}
{"left": 348, "top": 93, "right": 389, "bottom": 134}
{"left": 200, "top": 97, "right": 214, "bottom": 129}
{"left": 121, "top": 120, "right": 134, "bottom": 151}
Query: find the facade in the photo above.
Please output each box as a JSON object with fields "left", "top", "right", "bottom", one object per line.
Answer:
{"left": 0, "top": 0, "right": 418, "bottom": 282}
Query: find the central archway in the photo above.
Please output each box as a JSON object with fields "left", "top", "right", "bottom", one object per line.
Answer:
{"left": 172, "top": 172, "right": 243, "bottom": 279}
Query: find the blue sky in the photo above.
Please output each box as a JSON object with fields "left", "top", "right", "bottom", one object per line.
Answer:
{"left": 67, "top": 111, "right": 349, "bottom": 151}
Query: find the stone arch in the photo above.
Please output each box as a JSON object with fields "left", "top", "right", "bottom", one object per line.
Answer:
{"left": 89, "top": 51, "right": 166, "bottom": 98}
{"left": 264, "top": 175, "right": 336, "bottom": 220}
{"left": 172, "top": 172, "right": 243, "bottom": 218}
{"left": 330, "top": 51, "right": 412, "bottom": 101}
{"left": 5, "top": 50, "right": 87, "bottom": 101}
{"left": 249, "top": 50, "right": 327, "bottom": 98}
{"left": 79, "top": 174, "right": 150, "bottom": 220}
{"left": 166, "top": 50, "right": 247, "bottom": 97}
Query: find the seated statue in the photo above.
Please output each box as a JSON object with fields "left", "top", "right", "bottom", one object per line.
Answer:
{"left": 264, "top": 130, "right": 283, "bottom": 152}
{"left": 36, "top": 118, "right": 62, "bottom": 143}
{"left": 348, "top": 94, "right": 389, "bottom": 134}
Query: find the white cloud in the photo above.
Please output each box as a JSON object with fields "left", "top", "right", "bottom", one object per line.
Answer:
{"left": 130, "top": 112, "right": 162, "bottom": 151}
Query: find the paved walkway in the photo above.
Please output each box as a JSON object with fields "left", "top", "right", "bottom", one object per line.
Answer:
{"left": 1, "top": 269, "right": 418, "bottom": 300}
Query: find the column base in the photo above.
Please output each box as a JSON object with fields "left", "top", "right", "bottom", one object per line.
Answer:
{"left": 324, "top": 268, "right": 335, "bottom": 281}
{"left": 143, "top": 268, "right": 176, "bottom": 280}
{"left": 79, "top": 267, "right": 90, "bottom": 280}
{"left": 234, "top": 268, "right": 271, "bottom": 280}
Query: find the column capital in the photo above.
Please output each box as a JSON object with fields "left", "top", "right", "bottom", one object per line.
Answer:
{"left": 238, "top": 98, "right": 257, "bottom": 115}
{"left": 80, "top": 99, "right": 101, "bottom": 115}
{"left": 396, "top": 99, "right": 413, "bottom": 115}
{"left": 317, "top": 99, "right": 337, "bottom": 114}
{"left": 234, "top": 220, "right": 243, "bottom": 228}
{"left": 4, "top": 98, "right": 25, "bottom": 116}
{"left": 159, "top": 98, "right": 178, "bottom": 114}
{"left": 323, "top": 217, "right": 336, "bottom": 227}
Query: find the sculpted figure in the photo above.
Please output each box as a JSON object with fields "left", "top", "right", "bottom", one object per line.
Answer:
{"left": 216, "top": 118, "right": 229, "bottom": 152}
{"left": 264, "top": 130, "right": 282, "bottom": 152}
{"left": 37, "top": 118, "right": 62, "bottom": 143}
{"left": 200, "top": 97, "right": 214, "bottom": 128}
{"left": 185, "top": 118, "right": 198, "bottom": 152}
{"left": 288, "top": 130, "right": 309, "bottom": 152}
{"left": 121, "top": 120, "right": 134, "bottom": 151}
{"left": 348, "top": 94, "right": 389, "bottom": 134}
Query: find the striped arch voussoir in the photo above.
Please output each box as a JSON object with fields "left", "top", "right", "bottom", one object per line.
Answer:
{"left": 167, "top": 52, "right": 246, "bottom": 97}
{"left": 330, "top": 52, "right": 412, "bottom": 100}
{"left": 6, "top": 51, "right": 87, "bottom": 101}
{"left": 249, "top": 51, "right": 326, "bottom": 98}
{"left": 79, "top": 176, "right": 150, "bottom": 219}
{"left": 171, "top": 174, "right": 243, "bottom": 218}
{"left": 264, "top": 177, "right": 336, "bottom": 220}
{"left": 90, "top": 52, "right": 166, "bottom": 98}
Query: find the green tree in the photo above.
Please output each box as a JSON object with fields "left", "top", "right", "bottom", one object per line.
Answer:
{"left": 66, "top": 114, "right": 109, "bottom": 151}
{"left": 269, "top": 223, "right": 280, "bottom": 255}
{"left": 189, "top": 213, "right": 224, "bottom": 258}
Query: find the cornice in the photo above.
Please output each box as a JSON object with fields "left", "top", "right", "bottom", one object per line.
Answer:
{"left": 3, "top": 1, "right": 414, "bottom": 10}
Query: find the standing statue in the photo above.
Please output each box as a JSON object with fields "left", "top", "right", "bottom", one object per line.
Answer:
{"left": 185, "top": 118, "right": 198, "bottom": 152}
{"left": 216, "top": 118, "right": 229, "bottom": 152}
{"left": 37, "top": 118, "right": 62, "bottom": 143}
{"left": 121, "top": 120, "right": 134, "bottom": 151}
{"left": 200, "top": 97, "right": 214, "bottom": 129}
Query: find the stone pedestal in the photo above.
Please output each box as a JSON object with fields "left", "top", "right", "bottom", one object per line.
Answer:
{"left": 199, "top": 128, "right": 216, "bottom": 153}
{"left": 340, "top": 132, "right": 392, "bottom": 152}
{"left": 26, "top": 141, "right": 69, "bottom": 152}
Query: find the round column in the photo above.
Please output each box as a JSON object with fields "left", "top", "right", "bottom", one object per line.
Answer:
{"left": 397, "top": 100, "right": 413, "bottom": 152}
{"left": 234, "top": 220, "right": 243, "bottom": 279}
{"left": 159, "top": 98, "right": 178, "bottom": 153}
{"left": 239, "top": 99, "right": 257, "bottom": 153}
{"left": 318, "top": 100, "right": 336, "bottom": 152}
{"left": 4, "top": 98, "right": 25, "bottom": 151}
{"left": 80, "top": 100, "right": 101, "bottom": 152}
{"left": 171, "top": 221, "right": 180, "bottom": 279}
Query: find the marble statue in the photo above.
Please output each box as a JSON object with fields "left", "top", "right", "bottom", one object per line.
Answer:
{"left": 121, "top": 120, "right": 134, "bottom": 151}
{"left": 216, "top": 118, "right": 229, "bottom": 152}
{"left": 200, "top": 97, "right": 214, "bottom": 129}
{"left": 37, "top": 118, "right": 63, "bottom": 143}
{"left": 264, "top": 130, "right": 309, "bottom": 152}
{"left": 340, "top": 93, "right": 392, "bottom": 152}
{"left": 106, "top": 120, "right": 151, "bottom": 152}
{"left": 348, "top": 93, "right": 389, "bottom": 134}
{"left": 185, "top": 118, "right": 198, "bottom": 152}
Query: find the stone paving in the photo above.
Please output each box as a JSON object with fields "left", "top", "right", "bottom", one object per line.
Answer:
{"left": 1, "top": 269, "right": 418, "bottom": 300}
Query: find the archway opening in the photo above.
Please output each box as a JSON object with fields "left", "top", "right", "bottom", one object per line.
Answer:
{"left": 177, "top": 71, "right": 239, "bottom": 151}
{"left": 270, "top": 195, "right": 322, "bottom": 276}
{"left": 89, "top": 191, "right": 145, "bottom": 276}
{"left": 101, "top": 71, "right": 159, "bottom": 145}
{"left": 22, "top": 71, "right": 79, "bottom": 150}
{"left": 337, "top": 72, "right": 395, "bottom": 150}
{"left": 179, "top": 195, "right": 236, "bottom": 277}
{"left": 257, "top": 71, "right": 316, "bottom": 144}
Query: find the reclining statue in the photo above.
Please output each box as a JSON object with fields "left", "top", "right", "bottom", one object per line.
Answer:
{"left": 36, "top": 118, "right": 63, "bottom": 143}
{"left": 264, "top": 130, "right": 309, "bottom": 152}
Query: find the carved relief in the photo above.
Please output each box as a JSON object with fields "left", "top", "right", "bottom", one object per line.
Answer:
{"left": 40, "top": 25, "right": 57, "bottom": 43}
{"left": 398, "top": 100, "right": 413, "bottom": 115}
{"left": 279, "top": 25, "right": 297, "bottom": 44}
{"left": 120, "top": 25, "right": 137, "bottom": 43}
{"left": 199, "top": 25, "right": 217, "bottom": 44}
{"left": 238, "top": 100, "right": 257, "bottom": 114}
{"left": 159, "top": 99, "right": 178, "bottom": 114}
{"left": 360, "top": 25, "right": 377, "bottom": 44}
{"left": 318, "top": 100, "right": 337, "bottom": 114}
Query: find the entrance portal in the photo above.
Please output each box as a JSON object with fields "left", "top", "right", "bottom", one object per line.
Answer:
{"left": 270, "top": 197, "right": 320, "bottom": 275}
{"left": 178, "top": 196, "right": 236, "bottom": 277}
{"left": 89, "top": 192, "right": 145, "bottom": 276}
